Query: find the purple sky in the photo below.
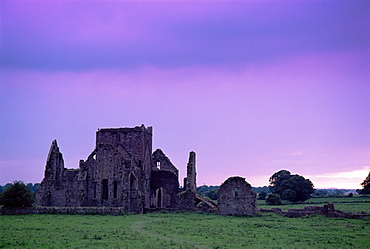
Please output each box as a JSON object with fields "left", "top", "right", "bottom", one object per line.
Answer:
{"left": 1, "top": 0, "right": 369, "bottom": 189}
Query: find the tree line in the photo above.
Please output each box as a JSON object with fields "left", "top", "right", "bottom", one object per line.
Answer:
{"left": 0, "top": 181, "right": 34, "bottom": 207}
{"left": 1, "top": 171, "right": 369, "bottom": 207}
{"left": 0, "top": 183, "right": 40, "bottom": 194}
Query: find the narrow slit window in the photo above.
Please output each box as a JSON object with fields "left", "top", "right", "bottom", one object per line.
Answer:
{"left": 102, "top": 179, "right": 108, "bottom": 199}
{"left": 93, "top": 182, "right": 97, "bottom": 198}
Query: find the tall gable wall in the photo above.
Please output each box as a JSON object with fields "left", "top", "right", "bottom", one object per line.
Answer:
{"left": 218, "top": 176, "right": 257, "bottom": 216}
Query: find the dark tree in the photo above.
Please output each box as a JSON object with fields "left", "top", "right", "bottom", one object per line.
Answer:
{"left": 27, "top": 183, "right": 33, "bottom": 191}
{"left": 269, "top": 170, "right": 291, "bottom": 195}
{"left": 0, "top": 181, "right": 34, "bottom": 207}
{"left": 196, "top": 185, "right": 219, "bottom": 197}
{"left": 4, "top": 183, "right": 12, "bottom": 191}
{"left": 269, "top": 170, "right": 314, "bottom": 202}
{"left": 252, "top": 186, "right": 270, "bottom": 194}
{"left": 205, "top": 189, "right": 218, "bottom": 200}
{"left": 358, "top": 171, "right": 370, "bottom": 194}
{"left": 196, "top": 185, "right": 208, "bottom": 196}
{"left": 282, "top": 188, "right": 296, "bottom": 201}
{"left": 279, "top": 175, "right": 314, "bottom": 202}
{"left": 265, "top": 193, "right": 282, "bottom": 205}
{"left": 33, "top": 183, "right": 40, "bottom": 193}
{"left": 313, "top": 189, "right": 328, "bottom": 196}
{"left": 257, "top": 190, "right": 267, "bottom": 200}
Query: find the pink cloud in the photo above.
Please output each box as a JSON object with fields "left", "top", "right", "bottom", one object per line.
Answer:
{"left": 307, "top": 166, "right": 370, "bottom": 189}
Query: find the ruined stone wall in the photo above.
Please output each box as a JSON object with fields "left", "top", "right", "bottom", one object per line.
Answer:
{"left": 35, "top": 125, "right": 207, "bottom": 214}
{"left": 177, "top": 189, "right": 196, "bottom": 211}
{"left": 195, "top": 194, "right": 217, "bottom": 213}
{"left": 185, "top": 152, "right": 196, "bottom": 192}
{"left": 177, "top": 151, "right": 198, "bottom": 211}
{"left": 35, "top": 140, "right": 87, "bottom": 207}
{"left": 150, "top": 171, "right": 179, "bottom": 209}
{"left": 152, "top": 149, "right": 178, "bottom": 176}
{"left": 1, "top": 206, "right": 128, "bottom": 215}
{"left": 95, "top": 125, "right": 153, "bottom": 189}
{"left": 96, "top": 125, "right": 152, "bottom": 164}
{"left": 218, "top": 176, "right": 257, "bottom": 216}
{"left": 259, "top": 203, "right": 370, "bottom": 219}
{"left": 83, "top": 144, "right": 143, "bottom": 211}
{"left": 83, "top": 125, "right": 152, "bottom": 212}
{"left": 36, "top": 125, "right": 153, "bottom": 213}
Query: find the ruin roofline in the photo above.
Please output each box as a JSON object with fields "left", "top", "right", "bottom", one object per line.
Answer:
{"left": 97, "top": 124, "right": 152, "bottom": 133}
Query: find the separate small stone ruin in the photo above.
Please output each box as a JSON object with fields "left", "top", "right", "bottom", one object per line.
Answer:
{"left": 218, "top": 176, "right": 257, "bottom": 216}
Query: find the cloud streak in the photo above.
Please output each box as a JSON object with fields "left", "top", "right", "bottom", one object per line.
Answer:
{"left": 307, "top": 167, "right": 370, "bottom": 189}
{"left": 2, "top": 0, "right": 368, "bottom": 71}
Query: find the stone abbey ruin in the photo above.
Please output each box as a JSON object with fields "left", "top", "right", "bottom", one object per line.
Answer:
{"left": 35, "top": 125, "right": 257, "bottom": 215}
{"left": 7, "top": 124, "right": 366, "bottom": 218}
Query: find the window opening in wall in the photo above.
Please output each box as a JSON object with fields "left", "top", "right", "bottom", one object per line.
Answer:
{"left": 113, "top": 181, "right": 118, "bottom": 198}
{"left": 234, "top": 190, "right": 238, "bottom": 197}
{"left": 156, "top": 161, "right": 161, "bottom": 169}
{"left": 157, "top": 188, "right": 162, "bottom": 208}
{"left": 130, "top": 174, "right": 138, "bottom": 190}
{"left": 102, "top": 179, "right": 108, "bottom": 199}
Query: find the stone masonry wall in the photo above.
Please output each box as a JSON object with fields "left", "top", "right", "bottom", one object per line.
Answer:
{"left": 185, "top": 152, "right": 196, "bottom": 193}
{"left": 218, "top": 176, "right": 257, "bottom": 216}
{"left": 1, "top": 206, "right": 128, "bottom": 216}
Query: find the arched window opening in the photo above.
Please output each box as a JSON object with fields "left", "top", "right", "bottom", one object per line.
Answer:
{"left": 157, "top": 188, "right": 162, "bottom": 208}
{"left": 130, "top": 174, "right": 138, "bottom": 190}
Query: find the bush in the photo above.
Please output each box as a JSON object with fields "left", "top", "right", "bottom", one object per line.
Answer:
{"left": 282, "top": 188, "right": 296, "bottom": 201}
{"left": 358, "top": 172, "right": 370, "bottom": 194}
{"left": 257, "top": 190, "right": 267, "bottom": 200}
{"left": 0, "top": 181, "right": 34, "bottom": 207}
{"left": 205, "top": 189, "right": 218, "bottom": 200}
{"left": 313, "top": 189, "right": 328, "bottom": 196}
{"left": 265, "top": 193, "right": 282, "bottom": 205}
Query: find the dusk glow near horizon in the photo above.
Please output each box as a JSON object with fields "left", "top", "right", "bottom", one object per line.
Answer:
{"left": 0, "top": 0, "right": 369, "bottom": 189}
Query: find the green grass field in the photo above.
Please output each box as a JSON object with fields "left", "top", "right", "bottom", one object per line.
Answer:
{"left": 1, "top": 212, "right": 369, "bottom": 249}
{"left": 1, "top": 197, "right": 369, "bottom": 249}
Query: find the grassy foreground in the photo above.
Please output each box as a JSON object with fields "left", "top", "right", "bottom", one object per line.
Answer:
{"left": 1, "top": 211, "right": 369, "bottom": 249}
